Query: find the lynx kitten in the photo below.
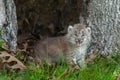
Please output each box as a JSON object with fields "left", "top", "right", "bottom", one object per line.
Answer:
{"left": 33, "top": 24, "right": 91, "bottom": 68}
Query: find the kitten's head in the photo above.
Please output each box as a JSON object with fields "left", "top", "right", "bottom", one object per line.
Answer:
{"left": 66, "top": 24, "right": 91, "bottom": 47}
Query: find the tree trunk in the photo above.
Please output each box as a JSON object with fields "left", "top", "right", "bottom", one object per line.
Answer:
{"left": 86, "top": 0, "right": 120, "bottom": 55}
{"left": 0, "top": 0, "right": 17, "bottom": 52}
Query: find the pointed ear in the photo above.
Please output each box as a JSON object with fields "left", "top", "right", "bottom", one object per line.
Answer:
{"left": 86, "top": 27, "right": 91, "bottom": 33}
{"left": 68, "top": 25, "right": 73, "bottom": 33}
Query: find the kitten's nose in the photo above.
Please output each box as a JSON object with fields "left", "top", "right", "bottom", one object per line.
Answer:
{"left": 75, "top": 38, "right": 82, "bottom": 46}
{"left": 75, "top": 38, "right": 81, "bottom": 42}
{"left": 78, "top": 38, "right": 81, "bottom": 43}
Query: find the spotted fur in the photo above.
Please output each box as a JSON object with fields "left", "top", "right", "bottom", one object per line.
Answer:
{"left": 33, "top": 23, "right": 91, "bottom": 68}
{"left": 67, "top": 24, "right": 91, "bottom": 68}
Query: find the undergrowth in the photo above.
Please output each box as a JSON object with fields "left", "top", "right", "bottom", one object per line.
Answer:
{"left": 0, "top": 53, "right": 120, "bottom": 80}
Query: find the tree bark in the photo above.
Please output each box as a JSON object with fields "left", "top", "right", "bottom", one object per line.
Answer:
{"left": 0, "top": 0, "right": 17, "bottom": 52}
{"left": 86, "top": 0, "right": 120, "bottom": 55}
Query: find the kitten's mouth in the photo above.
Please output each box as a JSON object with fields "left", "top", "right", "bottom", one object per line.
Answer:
{"left": 76, "top": 39, "right": 82, "bottom": 46}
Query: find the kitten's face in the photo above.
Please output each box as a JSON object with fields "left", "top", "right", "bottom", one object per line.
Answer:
{"left": 67, "top": 25, "right": 91, "bottom": 47}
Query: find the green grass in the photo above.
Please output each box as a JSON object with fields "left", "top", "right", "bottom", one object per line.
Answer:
{"left": 0, "top": 55, "right": 120, "bottom": 80}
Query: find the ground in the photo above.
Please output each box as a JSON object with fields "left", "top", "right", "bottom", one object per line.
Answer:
{"left": 0, "top": 54, "right": 120, "bottom": 80}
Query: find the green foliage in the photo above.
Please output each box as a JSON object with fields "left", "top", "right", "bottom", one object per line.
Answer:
{"left": 0, "top": 54, "right": 120, "bottom": 80}
{"left": 0, "top": 27, "right": 3, "bottom": 36}
{"left": 0, "top": 39, "right": 6, "bottom": 51}
{"left": 0, "top": 28, "right": 6, "bottom": 50}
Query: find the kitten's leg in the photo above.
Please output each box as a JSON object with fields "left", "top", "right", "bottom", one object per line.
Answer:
{"left": 34, "top": 59, "right": 41, "bottom": 68}
{"left": 65, "top": 51, "right": 79, "bottom": 69}
{"left": 76, "top": 55, "right": 86, "bottom": 68}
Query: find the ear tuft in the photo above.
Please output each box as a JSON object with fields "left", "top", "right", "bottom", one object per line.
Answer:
{"left": 68, "top": 25, "right": 73, "bottom": 32}
{"left": 86, "top": 27, "right": 91, "bottom": 33}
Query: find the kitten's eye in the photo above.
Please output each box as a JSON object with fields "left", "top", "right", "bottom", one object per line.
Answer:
{"left": 74, "top": 33, "right": 78, "bottom": 37}
{"left": 82, "top": 33, "right": 84, "bottom": 36}
{"left": 74, "top": 31, "right": 78, "bottom": 37}
{"left": 81, "top": 31, "right": 85, "bottom": 36}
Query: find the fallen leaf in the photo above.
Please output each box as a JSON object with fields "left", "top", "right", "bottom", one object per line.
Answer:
{"left": 0, "top": 51, "right": 26, "bottom": 70}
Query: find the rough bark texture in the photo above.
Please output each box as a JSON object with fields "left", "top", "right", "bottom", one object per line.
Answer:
{"left": 0, "top": 0, "right": 17, "bottom": 52}
{"left": 87, "top": 0, "right": 120, "bottom": 55}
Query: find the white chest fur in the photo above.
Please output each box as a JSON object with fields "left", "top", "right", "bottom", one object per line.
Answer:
{"left": 72, "top": 44, "right": 88, "bottom": 68}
